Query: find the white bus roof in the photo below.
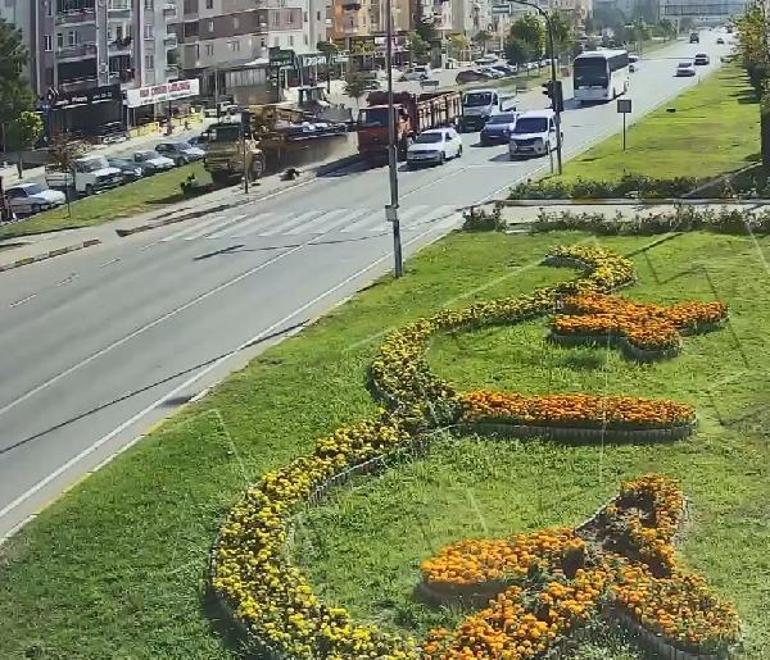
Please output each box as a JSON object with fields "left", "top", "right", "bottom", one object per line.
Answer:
{"left": 575, "top": 49, "right": 628, "bottom": 59}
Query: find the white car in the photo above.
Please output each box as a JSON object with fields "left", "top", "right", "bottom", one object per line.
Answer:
{"left": 508, "top": 110, "right": 559, "bottom": 159}
{"left": 5, "top": 182, "right": 66, "bottom": 216}
{"left": 406, "top": 127, "right": 463, "bottom": 167}
{"left": 675, "top": 61, "right": 697, "bottom": 77}
{"left": 133, "top": 150, "right": 176, "bottom": 174}
{"left": 400, "top": 66, "right": 431, "bottom": 81}
{"left": 474, "top": 54, "right": 498, "bottom": 65}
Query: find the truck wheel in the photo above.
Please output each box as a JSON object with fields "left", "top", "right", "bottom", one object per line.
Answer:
{"left": 31, "top": 203, "right": 41, "bottom": 215}
{"left": 249, "top": 156, "right": 265, "bottom": 181}
{"left": 85, "top": 184, "right": 94, "bottom": 196}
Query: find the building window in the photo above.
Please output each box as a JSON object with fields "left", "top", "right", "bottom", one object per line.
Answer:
{"left": 196, "top": 44, "right": 200, "bottom": 58}
{"left": 205, "top": 43, "right": 214, "bottom": 56}
{"left": 316, "top": 10, "right": 321, "bottom": 20}
{"left": 56, "top": 33, "right": 63, "bottom": 48}
{"left": 145, "top": 53, "right": 155, "bottom": 68}
{"left": 144, "top": 24, "right": 154, "bottom": 38}
{"left": 260, "top": 37, "right": 266, "bottom": 47}
{"left": 67, "top": 31, "right": 76, "bottom": 46}
{"left": 229, "top": 39, "right": 240, "bottom": 52}
{"left": 145, "top": 0, "right": 154, "bottom": 8}
{"left": 44, "top": 35, "right": 52, "bottom": 52}
{"left": 288, "top": 11, "right": 294, "bottom": 24}
{"left": 208, "top": 20, "right": 214, "bottom": 31}
{"left": 47, "top": 1, "right": 53, "bottom": 17}
{"left": 272, "top": 12, "right": 278, "bottom": 26}
{"left": 184, "top": 21, "right": 199, "bottom": 37}
{"left": 233, "top": 16, "right": 239, "bottom": 29}
{"left": 288, "top": 35, "right": 294, "bottom": 46}
{"left": 273, "top": 36, "right": 279, "bottom": 47}
{"left": 206, "top": 0, "right": 213, "bottom": 7}
{"left": 304, "top": 34, "right": 308, "bottom": 45}
{"left": 304, "top": 11, "right": 308, "bottom": 22}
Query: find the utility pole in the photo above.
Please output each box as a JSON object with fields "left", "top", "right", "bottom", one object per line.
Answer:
{"left": 385, "top": 0, "right": 403, "bottom": 278}
{"left": 511, "top": 0, "right": 563, "bottom": 174}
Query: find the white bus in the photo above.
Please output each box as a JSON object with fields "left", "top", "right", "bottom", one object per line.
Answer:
{"left": 573, "top": 50, "right": 630, "bottom": 103}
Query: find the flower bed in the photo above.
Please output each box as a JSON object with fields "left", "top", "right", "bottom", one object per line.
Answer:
{"left": 210, "top": 244, "right": 739, "bottom": 659}
{"left": 549, "top": 293, "right": 728, "bottom": 360}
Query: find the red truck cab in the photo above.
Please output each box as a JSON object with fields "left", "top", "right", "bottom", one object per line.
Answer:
{"left": 357, "top": 104, "right": 411, "bottom": 161}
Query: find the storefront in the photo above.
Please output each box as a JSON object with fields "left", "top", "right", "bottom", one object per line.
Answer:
{"left": 44, "top": 84, "right": 123, "bottom": 139}
{"left": 124, "top": 78, "right": 201, "bottom": 125}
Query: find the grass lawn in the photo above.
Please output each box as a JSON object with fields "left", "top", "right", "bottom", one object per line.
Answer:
{"left": 0, "top": 162, "right": 210, "bottom": 241}
{"left": 559, "top": 63, "right": 760, "bottom": 182}
{"left": 0, "top": 230, "right": 768, "bottom": 658}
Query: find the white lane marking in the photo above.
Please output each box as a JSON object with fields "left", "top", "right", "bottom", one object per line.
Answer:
{"left": 0, "top": 215, "right": 446, "bottom": 528}
{"left": 9, "top": 294, "right": 37, "bottom": 309}
{"left": 192, "top": 213, "right": 248, "bottom": 240}
{"left": 259, "top": 210, "right": 321, "bottom": 236}
{"left": 99, "top": 258, "right": 120, "bottom": 268}
{"left": 206, "top": 212, "right": 272, "bottom": 239}
{"left": 339, "top": 204, "right": 427, "bottom": 234}
{"left": 160, "top": 214, "right": 231, "bottom": 242}
{"left": 56, "top": 273, "right": 78, "bottom": 287}
{"left": 0, "top": 243, "right": 306, "bottom": 421}
{"left": 183, "top": 213, "right": 249, "bottom": 241}
{"left": 285, "top": 208, "right": 351, "bottom": 235}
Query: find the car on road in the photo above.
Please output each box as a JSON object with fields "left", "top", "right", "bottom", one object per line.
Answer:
{"left": 474, "top": 54, "right": 498, "bottom": 65}
{"left": 480, "top": 112, "right": 518, "bottom": 145}
{"left": 4, "top": 182, "right": 66, "bottom": 216}
{"left": 716, "top": 37, "right": 725, "bottom": 44}
{"left": 675, "top": 61, "right": 697, "bottom": 77}
{"left": 694, "top": 53, "right": 710, "bottom": 66}
{"left": 490, "top": 63, "right": 517, "bottom": 77}
{"left": 133, "top": 150, "right": 175, "bottom": 174}
{"left": 455, "top": 69, "right": 493, "bottom": 84}
{"left": 629, "top": 54, "right": 639, "bottom": 72}
{"left": 400, "top": 66, "right": 431, "bottom": 81}
{"left": 480, "top": 66, "right": 505, "bottom": 79}
{"left": 406, "top": 127, "right": 463, "bottom": 167}
{"left": 508, "top": 110, "right": 559, "bottom": 159}
{"left": 108, "top": 158, "right": 145, "bottom": 182}
{"left": 155, "top": 141, "right": 206, "bottom": 166}
{"left": 689, "top": 32, "right": 700, "bottom": 43}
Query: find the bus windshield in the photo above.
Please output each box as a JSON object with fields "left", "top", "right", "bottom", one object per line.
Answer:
{"left": 464, "top": 92, "right": 493, "bottom": 107}
{"left": 574, "top": 57, "right": 609, "bottom": 87}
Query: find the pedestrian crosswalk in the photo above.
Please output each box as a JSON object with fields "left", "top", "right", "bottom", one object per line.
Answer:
{"left": 158, "top": 204, "right": 459, "bottom": 243}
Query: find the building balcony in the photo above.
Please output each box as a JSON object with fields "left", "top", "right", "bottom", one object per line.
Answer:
{"left": 58, "top": 76, "right": 99, "bottom": 92}
{"left": 109, "top": 37, "right": 133, "bottom": 53}
{"left": 163, "top": 2, "right": 178, "bottom": 17}
{"left": 57, "top": 43, "right": 99, "bottom": 61}
{"left": 164, "top": 33, "right": 178, "bottom": 48}
{"left": 56, "top": 9, "right": 96, "bottom": 26}
{"left": 166, "top": 65, "right": 180, "bottom": 80}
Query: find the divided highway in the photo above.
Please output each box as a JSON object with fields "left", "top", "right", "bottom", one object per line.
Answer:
{"left": 0, "top": 34, "right": 728, "bottom": 538}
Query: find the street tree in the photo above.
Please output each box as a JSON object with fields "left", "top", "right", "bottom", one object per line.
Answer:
{"left": 406, "top": 31, "right": 429, "bottom": 63}
{"left": 415, "top": 18, "right": 438, "bottom": 46}
{"left": 680, "top": 17, "right": 695, "bottom": 33}
{"left": 472, "top": 30, "right": 493, "bottom": 54}
{"left": 343, "top": 67, "right": 368, "bottom": 109}
{"left": 510, "top": 14, "right": 545, "bottom": 59}
{"left": 657, "top": 19, "right": 676, "bottom": 41}
{"left": 450, "top": 33, "right": 470, "bottom": 59}
{"left": 736, "top": 1, "right": 770, "bottom": 166}
{"left": 47, "top": 131, "right": 85, "bottom": 217}
{"left": 5, "top": 110, "right": 42, "bottom": 178}
{"left": 316, "top": 41, "right": 338, "bottom": 56}
{"left": 0, "top": 19, "right": 33, "bottom": 149}
{"left": 548, "top": 11, "right": 573, "bottom": 62}
{"left": 504, "top": 37, "right": 533, "bottom": 72}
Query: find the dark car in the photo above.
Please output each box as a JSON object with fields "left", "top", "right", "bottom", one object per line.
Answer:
{"left": 108, "top": 158, "right": 145, "bottom": 182}
{"left": 154, "top": 141, "right": 206, "bottom": 166}
{"left": 716, "top": 37, "right": 725, "bottom": 44}
{"left": 479, "top": 112, "right": 518, "bottom": 146}
{"left": 455, "top": 69, "right": 493, "bottom": 84}
{"left": 689, "top": 32, "right": 700, "bottom": 43}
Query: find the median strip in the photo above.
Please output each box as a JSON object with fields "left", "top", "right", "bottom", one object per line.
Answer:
{"left": 0, "top": 238, "right": 102, "bottom": 274}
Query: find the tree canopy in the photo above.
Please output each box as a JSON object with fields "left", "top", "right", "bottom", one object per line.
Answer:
{"left": 0, "top": 19, "right": 33, "bottom": 131}
{"left": 510, "top": 14, "right": 545, "bottom": 58}
{"left": 504, "top": 36, "right": 533, "bottom": 68}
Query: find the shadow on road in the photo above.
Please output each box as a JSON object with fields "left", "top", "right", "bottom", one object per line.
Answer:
{"left": 0, "top": 321, "right": 307, "bottom": 457}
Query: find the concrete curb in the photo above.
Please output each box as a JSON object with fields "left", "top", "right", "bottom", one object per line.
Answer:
{"left": 0, "top": 238, "right": 101, "bottom": 273}
{"left": 501, "top": 198, "right": 770, "bottom": 207}
{"left": 114, "top": 153, "right": 363, "bottom": 238}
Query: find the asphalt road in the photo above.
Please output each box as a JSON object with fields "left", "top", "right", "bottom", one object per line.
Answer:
{"left": 0, "top": 33, "right": 730, "bottom": 539}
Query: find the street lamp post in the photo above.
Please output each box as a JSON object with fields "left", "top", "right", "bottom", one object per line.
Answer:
{"left": 511, "top": 0, "right": 563, "bottom": 174}
{"left": 385, "top": 0, "right": 403, "bottom": 278}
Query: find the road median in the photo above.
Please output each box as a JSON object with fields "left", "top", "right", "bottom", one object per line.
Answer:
{"left": 0, "top": 238, "right": 101, "bottom": 273}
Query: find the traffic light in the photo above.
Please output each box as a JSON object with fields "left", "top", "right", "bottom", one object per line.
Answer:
{"left": 541, "top": 80, "right": 564, "bottom": 113}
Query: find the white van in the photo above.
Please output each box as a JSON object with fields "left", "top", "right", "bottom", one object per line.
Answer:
{"left": 45, "top": 155, "right": 123, "bottom": 196}
{"left": 461, "top": 89, "right": 517, "bottom": 132}
{"left": 508, "top": 110, "right": 560, "bottom": 159}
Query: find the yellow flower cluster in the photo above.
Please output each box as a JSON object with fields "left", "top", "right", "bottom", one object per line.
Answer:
{"left": 461, "top": 390, "right": 695, "bottom": 430}
{"left": 420, "top": 528, "right": 584, "bottom": 586}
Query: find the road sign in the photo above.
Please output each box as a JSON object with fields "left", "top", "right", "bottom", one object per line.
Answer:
{"left": 617, "top": 98, "right": 632, "bottom": 113}
{"left": 269, "top": 48, "right": 295, "bottom": 68}
{"left": 491, "top": 4, "right": 511, "bottom": 14}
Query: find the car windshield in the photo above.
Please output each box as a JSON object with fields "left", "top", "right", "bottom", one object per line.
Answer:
{"left": 79, "top": 157, "right": 109, "bottom": 172}
{"left": 209, "top": 124, "right": 242, "bottom": 142}
{"left": 679, "top": 62, "right": 692, "bottom": 67}
{"left": 358, "top": 107, "right": 391, "bottom": 127}
{"left": 513, "top": 117, "right": 548, "bottom": 133}
{"left": 135, "top": 151, "right": 156, "bottom": 161}
{"left": 574, "top": 57, "right": 609, "bottom": 87}
{"left": 488, "top": 114, "right": 516, "bottom": 125}
{"left": 464, "top": 92, "right": 493, "bottom": 107}
{"left": 20, "top": 184, "right": 45, "bottom": 194}
{"left": 110, "top": 159, "right": 130, "bottom": 167}
{"left": 414, "top": 132, "right": 443, "bottom": 144}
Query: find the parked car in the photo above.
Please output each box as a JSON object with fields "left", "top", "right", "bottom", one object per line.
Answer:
{"left": 456, "top": 69, "right": 493, "bottom": 84}
{"left": 675, "top": 61, "right": 697, "bottom": 77}
{"left": 155, "top": 140, "right": 206, "bottom": 166}
{"left": 400, "top": 65, "right": 431, "bottom": 81}
{"left": 694, "top": 53, "right": 710, "bottom": 66}
{"left": 490, "top": 63, "right": 517, "bottom": 77}
{"left": 108, "top": 158, "right": 145, "bottom": 182}
{"left": 716, "top": 37, "right": 725, "bottom": 44}
{"left": 45, "top": 155, "right": 123, "bottom": 196}
{"left": 508, "top": 110, "right": 560, "bottom": 159}
{"left": 406, "top": 127, "right": 463, "bottom": 167}
{"left": 93, "top": 121, "right": 128, "bottom": 145}
{"left": 480, "top": 111, "right": 519, "bottom": 146}
{"left": 5, "top": 182, "right": 66, "bottom": 216}
{"left": 133, "top": 150, "right": 175, "bottom": 173}
{"left": 474, "top": 54, "right": 498, "bottom": 65}
{"left": 480, "top": 66, "right": 505, "bottom": 79}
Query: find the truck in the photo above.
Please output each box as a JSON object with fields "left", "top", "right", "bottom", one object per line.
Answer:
{"left": 460, "top": 89, "right": 517, "bottom": 132}
{"left": 204, "top": 103, "right": 347, "bottom": 185}
{"left": 45, "top": 155, "right": 123, "bottom": 196}
{"left": 356, "top": 90, "right": 463, "bottom": 162}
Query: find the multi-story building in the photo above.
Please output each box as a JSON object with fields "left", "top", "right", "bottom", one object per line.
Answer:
{"left": 0, "top": 0, "right": 35, "bottom": 86}
{"left": 451, "top": 0, "right": 491, "bottom": 37}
